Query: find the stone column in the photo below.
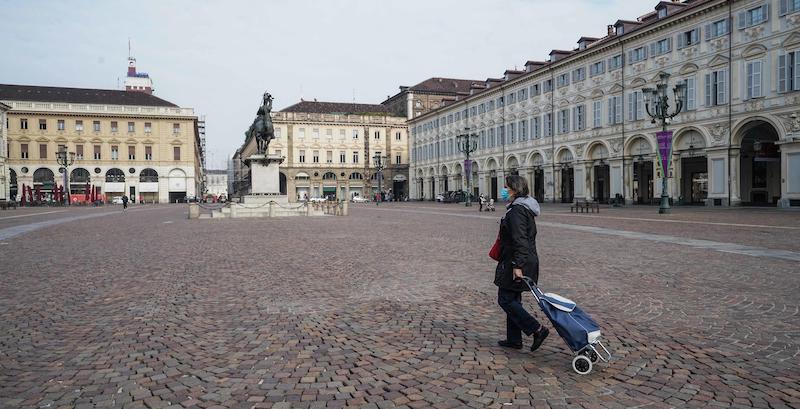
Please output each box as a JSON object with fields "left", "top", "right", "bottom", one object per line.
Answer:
{"left": 729, "top": 147, "right": 741, "bottom": 206}
{"left": 778, "top": 138, "right": 800, "bottom": 208}
{"left": 705, "top": 147, "right": 729, "bottom": 206}
{"left": 495, "top": 170, "right": 505, "bottom": 199}
{"left": 478, "top": 172, "right": 487, "bottom": 197}
{"left": 573, "top": 162, "right": 587, "bottom": 201}
{"left": 609, "top": 158, "right": 623, "bottom": 201}
{"left": 623, "top": 157, "right": 633, "bottom": 205}
{"left": 672, "top": 153, "right": 682, "bottom": 204}
{"left": 583, "top": 162, "right": 592, "bottom": 201}
{"left": 543, "top": 167, "right": 554, "bottom": 203}
{"left": 553, "top": 167, "right": 561, "bottom": 203}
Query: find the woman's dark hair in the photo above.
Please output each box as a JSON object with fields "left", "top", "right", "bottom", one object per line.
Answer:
{"left": 505, "top": 175, "right": 529, "bottom": 197}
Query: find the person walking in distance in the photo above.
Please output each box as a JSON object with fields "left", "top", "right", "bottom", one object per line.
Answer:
{"left": 122, "top": 195, "right": 129, "bottom": 211}
{"left": 479, "top": 193, "right": 486, "bottom": 212}
{"left": 494, "top": 175, "right": 549, "bottom": 352}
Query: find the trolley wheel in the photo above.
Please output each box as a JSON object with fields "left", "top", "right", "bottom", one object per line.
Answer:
{"left": 572, "top": 355, "right": 593, "bottom": 375}
{"left": 583, "top": 349, "right": 599, "bottom": 363}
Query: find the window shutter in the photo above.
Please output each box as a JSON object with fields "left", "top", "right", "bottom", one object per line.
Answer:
{"left": 666, "top": 37, "right": 672, "bottom": 52}
{"left": 705, "top": 24, "right": 712, "bottom": 40}
{"left": 608, "top": 98, "right": 614, "bottom": 124}
{"left": 780, "top": 0, "right": 789, "bottom": 15}
{"left": 778, "top": 54, "right": 787, "bottom": 92}
{"left": 718, "top": 71, "right": 727, "bottom": 104}
{"left": 747, "top": 63, "right": 753, "bottom": 98}
{"left": 677, "top": 33, "right": 686, "bottom": 49}
{"left": 754, "top": 61, "right": 762, "bottom": 97}
{"left": 738, "top": 11, "right": 747, "bottom": 29}
{"left": 763, "top": 4, "right": 770, "bottom": 22}
{"left": 705, "top": 73, "right": 712, "bottom": 105}
{"left": 794, "top": 52, "right": 800, "bottom": 91}
{"left": 615, "top": 97, "right": 623, "bottom": 124}
{"left": 692, "top": 28, "right": 700, "bottom": 43}
{"left": 627, "top": 93, "right": 634, "bottom": 121}
{"left": 637, "top": 92, "right": 644, "bottom": 120}
{"left": 628, "top": 50, "right": 634, "bottom": 62}
{"left": 650, "top": 43, "right": 656, "bottom": 57}
{"left": 643, "top": 46, "right": 649, "bottom": 59}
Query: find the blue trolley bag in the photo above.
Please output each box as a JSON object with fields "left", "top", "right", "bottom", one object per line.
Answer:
{"left": 538, "top": 294, "right": 600, "bottom": 352}
{"left": 521, "top": 277, "right": 611, "bottom": 374}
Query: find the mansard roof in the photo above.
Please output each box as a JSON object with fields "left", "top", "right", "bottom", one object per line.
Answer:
{"left": 0, "top": 84, "right": 179, "bottom": 107}
{"left": 280, "top": 100, "right": 392, "bottom": 115}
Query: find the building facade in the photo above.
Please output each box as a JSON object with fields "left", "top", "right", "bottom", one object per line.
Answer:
{"left": 233, "top": 100, "right": 408, "bottom": 202}
{"left": 383, "top": 77, "right": 480, "bottom": 120}
{"left": 409, "top": 0, "right": 800, "bottom": 207}
{"left": 0, "top": 102, "right": 10, "bottom": 201}
{"left": 206, "top": 169, "right": 228, "bottom": 199}
{"left": 0, "top": 84, "right": 203, "bottom": 203}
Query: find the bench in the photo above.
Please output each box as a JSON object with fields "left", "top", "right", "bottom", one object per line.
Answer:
{"left": 570, "top": 200, "right": 600, "bottom": 213}
{"left": 0, "top": 200, "right": 18, "bottom": 210}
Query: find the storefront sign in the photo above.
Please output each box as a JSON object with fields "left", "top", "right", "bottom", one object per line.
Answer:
{"left": 656, "top": 131, "right": 674, "bottom": 175}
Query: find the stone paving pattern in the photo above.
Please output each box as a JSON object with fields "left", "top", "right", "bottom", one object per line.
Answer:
{"left": 1, "top": 203, "right": 799, "bottom": 408}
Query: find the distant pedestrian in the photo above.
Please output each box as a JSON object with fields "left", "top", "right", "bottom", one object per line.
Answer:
{"left": 479, "top": 194, "right": 486, "bottom": 212}
{"left": 122, "top": 195, "right": 129, "bottom": 211}
{"left": 494, "top": 175, "right": 549, "bottom": 352}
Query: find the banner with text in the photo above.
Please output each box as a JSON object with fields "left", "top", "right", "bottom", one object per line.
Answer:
{"left": 656, "top": 131, "right": 674, "bottom": 175}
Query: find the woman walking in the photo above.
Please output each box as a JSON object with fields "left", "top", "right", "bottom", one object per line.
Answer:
{"left": 495, "top": 175, "right": 549, "bottom": 351}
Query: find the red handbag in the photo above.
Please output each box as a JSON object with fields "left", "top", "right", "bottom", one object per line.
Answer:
{"left": 489, "top": 234, "right": 502, "bottom": 261}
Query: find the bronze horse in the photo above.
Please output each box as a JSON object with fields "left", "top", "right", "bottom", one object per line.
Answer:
{"left": 246, "top": 92, "right": 275, "bottom": 155}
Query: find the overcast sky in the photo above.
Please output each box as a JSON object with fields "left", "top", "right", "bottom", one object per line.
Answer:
{"left": 1, "top": 0, "right": 646, "bottom": 170}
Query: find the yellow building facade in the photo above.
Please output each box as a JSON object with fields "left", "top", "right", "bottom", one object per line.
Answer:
{"left": 1, "top": 84, "right": 202, "bottom": 203}
{"left": 233, "top": 101, "right": 408, "bottom": 202}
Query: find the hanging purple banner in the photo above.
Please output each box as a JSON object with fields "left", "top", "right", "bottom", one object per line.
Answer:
{"left": 464, "top": 159, "right": 472, "bottom": 182}
{"left": 656, "top": 131, "right": 673, "bottom": 175}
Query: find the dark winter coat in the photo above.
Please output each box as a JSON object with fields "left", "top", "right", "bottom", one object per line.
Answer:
{"left": 494, "top": 196, "right": 541, "bottom": 292}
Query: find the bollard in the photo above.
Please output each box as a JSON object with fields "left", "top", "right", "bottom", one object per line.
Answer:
{"left": 269, "top": 201, "right": 274, "bottom": 217}
{"left": 188, "top": 203, "right": 200, "bottom": 219}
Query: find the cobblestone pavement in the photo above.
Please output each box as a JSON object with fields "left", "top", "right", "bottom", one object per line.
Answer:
{"left": 1, "top": 203, "right": 798, "bottom": 409}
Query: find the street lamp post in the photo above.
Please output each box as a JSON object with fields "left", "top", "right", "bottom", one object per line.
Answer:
{"left": 372, "top": 153, "right": 386, "bottom": 206}
{"left": 56, "top": 148, "right": 76, "bottom": 206}
{"left": 457, "top": 127, "right": 478, "bottom": 207}
{"left": 642, "top": 72, "right": 686, "bottom": 214}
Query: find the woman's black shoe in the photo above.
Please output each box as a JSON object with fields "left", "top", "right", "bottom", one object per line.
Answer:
{"left": 530, "top": 327, "right": 550, "bottom": 352}
{"left": 497, "top": 340, "right": 523, "bottom": 349}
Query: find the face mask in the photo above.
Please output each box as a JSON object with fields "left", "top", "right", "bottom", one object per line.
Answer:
{"left": 500, "top": 188, "right": 510, "bottom": 201}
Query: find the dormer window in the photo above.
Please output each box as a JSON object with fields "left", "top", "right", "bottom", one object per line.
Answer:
{"left": 616, "top": 25, "right": 624, "bottom": 35}
{"left": 658, "top": 7, "right": 667, "bottom": 19}
{"left": 579, "top": 41, "right": 587, "bottom": 50}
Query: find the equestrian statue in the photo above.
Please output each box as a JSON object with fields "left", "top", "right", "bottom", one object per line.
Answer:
{"left": 246, "top": 91, "right": 275, "bottom": 155}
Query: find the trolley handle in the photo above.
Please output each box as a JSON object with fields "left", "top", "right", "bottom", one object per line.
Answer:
{"left": 521, "top": 276, "right": 544, "bottom": 302}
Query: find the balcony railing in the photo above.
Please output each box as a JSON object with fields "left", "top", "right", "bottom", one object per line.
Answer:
{"left": 7, "top": 101, "right": 196, "bottom": 117}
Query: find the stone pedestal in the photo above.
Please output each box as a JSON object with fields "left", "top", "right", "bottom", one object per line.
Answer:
{"left": 246, "top": 154, "right": 284, "bottom": 195}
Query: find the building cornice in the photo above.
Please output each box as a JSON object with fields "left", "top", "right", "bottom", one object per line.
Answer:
{"left": 1, "top": 100, "right": 196, "bottom": 119}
